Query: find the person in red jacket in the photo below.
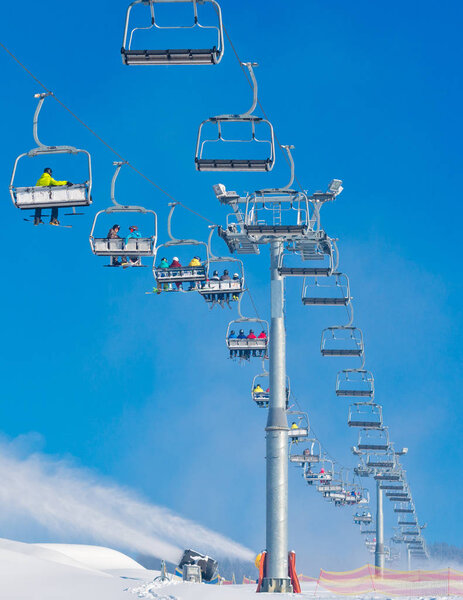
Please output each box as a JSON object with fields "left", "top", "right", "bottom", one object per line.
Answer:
{"left": 256, "top": 330, "right": 267, "bottom": 357}
{"left": 170, "top": 256, "right": 182, "bottom": 290}
{"left": 247, "top": 329, "right": 257, "bottom": 357}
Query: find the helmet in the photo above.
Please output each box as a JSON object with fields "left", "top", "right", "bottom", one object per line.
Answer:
{"left": 44, "top": 167, "right": 52, "bottom": 174}
{"left": 194, "top": 256, "right": 200, "bottom": 260}
{"left": 249, "top": 329, "right": 254, "bottom": 333}
{"left": 129, "top": 225, "right": 138, "bottom": 231}
{"left": 173, "top": 257, "right": 179, "bottom": 261}
{"left": 213, "top": 270, "right": 219, "bottom": 276}
{"left": 239, "top": 329, "right": 244, "bottom": 334}
{"left": 233, "top": 273, "right": 239, "bottom": 278}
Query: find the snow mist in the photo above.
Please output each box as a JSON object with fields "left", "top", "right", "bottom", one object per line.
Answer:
{"left": 0, "top": 440, "right": 255, "bottom": 564}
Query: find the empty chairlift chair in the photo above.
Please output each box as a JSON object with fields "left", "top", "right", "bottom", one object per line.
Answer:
{"left": 302, "top": 272, "right": 351, "bottom": 306}
{"left": 195, "top": 63, "right": 275, "bottom": 172}
{"left": 357, "top": 428, "right": 390, "bottom": 452}
{"left": 277, "top": 234, "right": 336, "bottom": 277}
{"left": 321, "top": 326, "right": 364, "bottom": 358}
{"left": 10, "top": 93, "right": 92, "bottom": 223}
{"left": 226, "top": 317, "right": 268, "bottom": 361}
{"left": 89, "top": 162, "right": 157, "bottom": 267}
{"left": 336, "top": 369, "right": 374, "bottom": 398}
{"left": 347, "top": 403, "right": 383, "bottom": 429}
{"left": 121, "top": 0, "right": 224, "bottom": 65}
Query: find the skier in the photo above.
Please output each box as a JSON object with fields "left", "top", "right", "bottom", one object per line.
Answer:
{"left": 35, "top": 167, "right": 73, "bottom": 226}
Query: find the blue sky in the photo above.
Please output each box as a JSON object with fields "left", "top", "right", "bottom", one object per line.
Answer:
{"left": 0, "top": 0, "right": 462, "bottom": 574}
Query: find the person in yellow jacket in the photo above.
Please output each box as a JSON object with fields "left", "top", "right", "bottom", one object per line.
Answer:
{"left": 187, "top": 256, "right": 202, "bottom": 290}
{"left": 253, "top": 384, "right": 264, "bottom": 395}
{"left": 34, "top": 167, "right": 73, "bottom": 226}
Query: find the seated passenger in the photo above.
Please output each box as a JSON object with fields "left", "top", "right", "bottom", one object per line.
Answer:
{"left": 126, "top": 225, "right": 142, "bottom": 265}
{"left": 35, "top": 167, "right": 73, "bottom": 226}
{"left": 220, "top": 269, "right": 231, "bottom": 281}
{"left": 155, "top": 257, "right": 169, "bottom": 291}
{"left": 188, "top": 256, "right": 202, "bottom": 290}
{"left": 253, "top": 384, "right": 264, "bottom": 395}
{"left": 228, "top": 329, "right": 237, "bottom": 358}
{"left": 231, "top": 273, "right": 241, "bottom": 301}
{"left": 106, "top": 224, "right": 126, "bottom": 266}
{"left": 170, "top": 257, "right": 182, "bottom": 289}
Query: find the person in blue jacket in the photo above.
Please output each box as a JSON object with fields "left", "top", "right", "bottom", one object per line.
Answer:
{"left": 228, "top": 330, "right": 237, "bottom": 358}
{"left": 125, "top": 225, "right": 142, "bottom": 264}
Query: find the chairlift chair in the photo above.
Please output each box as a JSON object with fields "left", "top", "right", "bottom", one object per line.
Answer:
{"left": 357, "top": 428, "right": 390, "bottom": 452}
{"left": 121, "top": 0, "right": 224, "bottom": 65}
{"left": 198, "top": 228, "right": 245, "bottom": 307}
{"left": 251, "top": 371, "right": 289, "bottom": 408}
{"left": 302, "top": 272, "right": 351, "bottom": 306}
{"left": 288, "top": 411, "right": 309, "bottom": 440}
{"left": 347, "top": 403, "right": 383, "bottom": 429}
{"left": 290, "top": 438, "right": 320, "bottom": 466}
{"left": 366, "top": 451, "right": 396, "bottom": 469}
{"left": 305, "top": 457, "right": 333, "bottom": 485}
{"left": 321, "top": 326, "right": 364, "bottom": 358}
{"left": 195, "top": 63, "right": 275, "bottom": 172}
{"left": 152, "top": 203, "right": 208, "bottom": 291}
{"left": 10, "top": 93, "right": 92, "bottom": 219}
{"left": 336, "top": 369, "right": 374, "bottom": 398}
{"left": 89, "top": 163, "right": 157, "bottom": 267}
{"left": 278, "top": 234, "right": 336, "bottom": 276}
{"left": 353, "top": 510, "right": 372, "bottom": 525}
{"left": 393, "top": 502, "right": 415, "bottom": 514}
{"left": 226, "top": 317, "right": 268, "bottom": 361}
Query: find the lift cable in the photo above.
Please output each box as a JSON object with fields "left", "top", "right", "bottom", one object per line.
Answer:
{"left": 219, "top": 21, "right": 305, "bottom": 191}
{"left": 0, "top": 40, "right": 216, "bottom": 226}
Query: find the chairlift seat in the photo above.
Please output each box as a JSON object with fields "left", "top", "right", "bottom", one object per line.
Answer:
{"left": 318, "top": 484, "right": 342, "bottom": 493}
{"left": 375, "top": 474, "right": 401, "bottom": 481}
{"left": 303, "top": 297, "right": 349, "bottom": 306}
{"left": 321, "top": 349, "right": 363, "bottom": 357}
{"left": 290, "top": 453, "right": 318, "bottom": 464}
{"left": 245, "top": 224, "right": 308, "bottom": 235}
{"left": 360, "top": 443, "right": 390, "bottom": 451}
{"left": 279, "top": 267, "right": 331, "bottom": 277}
{"left": 398, "top": 520, "right": 417, "bottom": 525}
{"left": 393, "top": 508, "right": 414, "bottom": 513}
{"left": 13, "top": 184, "right": 90, "bottom": 209}
{"left": 122, "top": 48, "right": 220, "bottom": 65}
{"left": 93, "top": 237, "right": 154, "bottom": 256}
{"left": 337, "top": 390, "right": 373, "bottom": 397}
{"left": 288, "top": 428, "right": 308, "bottom": 438}
{"left": 227, "top": 338, "right": 268, "bottom": 350}
{"left": 155, "top": 266, "right": 206, "bottom": 283}
{"left": 348, "top": 420, "right": 382, "bottom": 428}
{"left": 196, "top": 158, "right": 272, "bottom": 172}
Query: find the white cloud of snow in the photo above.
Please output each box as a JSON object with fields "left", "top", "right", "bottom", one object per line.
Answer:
{"left": 0, "top": 436, "right": 255, "bottom": 564}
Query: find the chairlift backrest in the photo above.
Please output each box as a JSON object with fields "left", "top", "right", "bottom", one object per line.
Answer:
{"left": 121, "top": 0, "right": 225, "bottom": 65}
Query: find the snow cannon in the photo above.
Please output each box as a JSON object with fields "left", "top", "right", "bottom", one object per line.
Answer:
{"left": 176, "top": 549, "right": 218, "bottom": 583}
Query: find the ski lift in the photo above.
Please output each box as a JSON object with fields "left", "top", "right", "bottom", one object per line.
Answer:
{"left": 195, "top": 63, "right": 275, "bottom": 172}
{"left": 357, "top": 428, "right": 390, "bottom": 452}
{"left": 393, "top": 502, "right": 415, "bottom": 514}
{"left": 121, "top": 0, "right": 224, "bottom": 65}
{"left": 302, "top": 272, "right": 351, "bottom": 306}
{"left": 347, "top": 403, "right": 383, "bottom": 429}
{"left": 305, "top": 457, "right": 333, "bottom": 485}
{"left": 197, "top": 226, "right": 245, "bottom": 307}
{"left": 153, "top": 203, "right": 208, "bottom": 291}
{"left": 336, "top": 369, "right": 374, "bottom": 398}
{"left": 290, "top": 439, "right": 320, "bottom": 466}
{"left": 10, "top": 93, "right": 92, "bottom": 220}
{"left": 353, "top": 510, "right": 372, "bottom": 525}
{"left": 320, "top": 326, "right": 364, "bottom": 359}
{"left": 226, "top": 306, "right": 269, "bottom": 361}
{"left": 278, "top": 235, "right": 337, "bottom": 277}
{"left": 251, "top": 370, "right": 290, "bottom": 408}
{"left": 288, "top": 411, "right": 309, "bottom": 441}
{"left": 89, "top": 162, "right": 157, "bottom": 266}
{"left": 375, "top": 471, "right": 403, "bottom": 482}
{"left": 354, "top": 464, "right": 372, "bottom": 478}
{"left": 366, "top": 450, "right": 396, "bottom": 470}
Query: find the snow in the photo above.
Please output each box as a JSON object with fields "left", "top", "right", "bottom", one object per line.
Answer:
{"left": 0, "top": 536, "right": 442, "bottom": 600}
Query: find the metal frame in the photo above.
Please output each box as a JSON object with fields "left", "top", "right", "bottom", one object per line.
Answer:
{"left": 89, "top": 162, "right": 157, "bottom": 264}
{"left": 302, "top": 272, "right": 351, "bottom": 306}
{"left": 153, "top": 202, "right": 208, "bottom": 290}
{"left": 195, "top": 63, "right": 275, "bottom": 171}
{"left": 336, "top": 369, "right": 374, "bottom": 398}
{"left": 121, "top": 0, "right": 225, "bottom": 65}
{"left": 10, "top": 92, "right": 92, "bottom": 211}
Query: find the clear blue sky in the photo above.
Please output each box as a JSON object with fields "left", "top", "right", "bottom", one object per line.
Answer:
{"left": 0, "top": 0, "right": 462, "bottom": 574}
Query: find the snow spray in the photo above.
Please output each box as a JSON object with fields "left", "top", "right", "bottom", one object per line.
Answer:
{"left": 0, "top": 439, "right": 255, "bottom": 564}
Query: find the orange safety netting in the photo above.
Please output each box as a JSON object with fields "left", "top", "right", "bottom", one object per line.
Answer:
{"left": 297, "top": 564, "right": 463, "bottom": 596}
